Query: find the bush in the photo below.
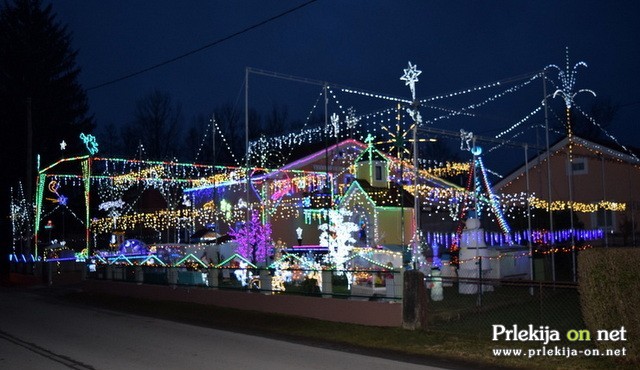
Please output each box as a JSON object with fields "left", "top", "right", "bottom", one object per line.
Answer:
{"left": 300, "top": 277, "right": 321, "bottom": 296}
{"left": 578, "top": 248, "right": 640, "bottom": 363}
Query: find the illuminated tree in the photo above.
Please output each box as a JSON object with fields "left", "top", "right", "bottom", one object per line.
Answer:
{"left": 319, "top": 209, "right": 359, "bottom": 268}
{"left": 229, "top": 210, "right": 272, "bottom": 264}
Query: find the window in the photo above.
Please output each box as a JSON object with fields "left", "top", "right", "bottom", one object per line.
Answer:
{"left": 567, "top": 157, "right": 588, "bottom": 175}
{"left": 593, "top": 209, "right": 614, "bottom": 231}
{"left": 375, "top": 165, "right": 383, "bottom": 181}
{"left": 571, "top": 162, "right": 585, "bottom": 172}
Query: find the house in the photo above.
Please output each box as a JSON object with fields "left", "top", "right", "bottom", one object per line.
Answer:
{"left": 494, "top": 135, "right": 640, "bottom": 237}
{"left": 338, "top": 140, "right": 416, "bottom": 247}
{"left": 185, "top": 137, "right": 460, "bottom": 251}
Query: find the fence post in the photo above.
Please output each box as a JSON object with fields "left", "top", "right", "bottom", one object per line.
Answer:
{"left": 135, "top": 266, "right": 143, "bottom": 285}
{"left": 321, "top": 270, "right": 333, "bottom": 298}
{"left": 395, "top": 268, "right": 404, "bottom": 299}
{"left": 167, "top": 267, "right": 178, "bottom": 287}
{"left": 208, "top": 267, "right": 218, "bottom": 289}
{"left": 402, "top": 269, "right": 427, "bottom": 330}
{"left": 46, "top": 262, "right": 53, "bottom": 286}
{"left": 259, "top": 269, "right": 271, "bottom": 293}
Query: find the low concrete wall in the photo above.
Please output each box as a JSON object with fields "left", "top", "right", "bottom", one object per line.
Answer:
{"left": 83, "top": 280, "right": 402, "bottom": 327}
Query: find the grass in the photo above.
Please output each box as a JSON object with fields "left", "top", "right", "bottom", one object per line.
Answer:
{"left": 61, "top": 289, "right": 635, "bottom": 370}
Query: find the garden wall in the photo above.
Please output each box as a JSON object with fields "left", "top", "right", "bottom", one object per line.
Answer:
{"left": 82, "top": 280, "right": 403, "bottom": 327}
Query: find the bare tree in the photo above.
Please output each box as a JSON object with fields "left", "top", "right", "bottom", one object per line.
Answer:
{"left": 263, "top": 103, "right": 288, "bottom": 136}
{"left": 126, "top": 90, "right": 182, "bottom": 160}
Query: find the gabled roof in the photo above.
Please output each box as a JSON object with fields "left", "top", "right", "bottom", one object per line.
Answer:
{"left": 494, "top": 135, "right": 640, "bottom": 190}
{"left": 354, "top": 144, "right": 388, "bottom": 163}
{"left": 279, "top": 138, "right": 366, "bottom": 171}
{"left": 341, "top": 179, "right": 414, "bottom": 208}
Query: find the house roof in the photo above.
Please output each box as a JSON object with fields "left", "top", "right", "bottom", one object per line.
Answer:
{"left": 494, "top": 135, "right": 640, "bottom": 190}
{"left": 354, "top": 145, "right": 388, "bottom": 163}
{"left": 342, "top": 179, "right": 415, "bottom": 208}
{"left": 279, "top": 138, "right": 366, "bottom": 172}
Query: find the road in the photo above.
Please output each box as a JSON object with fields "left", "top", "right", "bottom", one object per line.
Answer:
{"left": 0, "top": 288, "right": 448, "bottom": 370}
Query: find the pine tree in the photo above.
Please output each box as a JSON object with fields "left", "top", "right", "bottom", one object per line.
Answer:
{"left": 0, "top": 0, "right": 95, "bottom": 179}
{"left": 0, "top": 0, "right": 94, "bottom": 269}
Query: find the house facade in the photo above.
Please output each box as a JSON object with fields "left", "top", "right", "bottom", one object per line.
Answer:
{"left": 494, "top": 136, "right": 640, "bottom": 237}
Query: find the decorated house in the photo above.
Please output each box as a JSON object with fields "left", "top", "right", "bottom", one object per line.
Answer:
{"left": 338, "top": 140, "right": 416, "bottom": 248}
{"left": 494, "top": 135, "right": 640, "bottom": 237}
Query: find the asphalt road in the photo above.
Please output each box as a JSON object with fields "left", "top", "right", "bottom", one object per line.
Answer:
{"left": 0, "top": 288, "right": 447, "bottom": 370}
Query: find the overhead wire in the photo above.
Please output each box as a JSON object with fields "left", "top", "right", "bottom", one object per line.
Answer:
{"left": 86, "top": 0, "right": 318, "bottom": 91}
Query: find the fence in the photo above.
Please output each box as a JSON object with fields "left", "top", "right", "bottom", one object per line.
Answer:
{"left": 8, "top": 260, "right": 585, "bottom": 334}
{"left": 88, "top": 264, "right": 405, "bottom": 301}
{"left": 424, "top": 274, "right": 583, "bottom": 337}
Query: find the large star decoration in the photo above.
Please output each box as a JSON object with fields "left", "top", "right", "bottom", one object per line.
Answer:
{"left": 60, "top": 140, "right": 67, "bottom": 150}
{"left": 400, "top": 61, "right": 422, "bottom": 87}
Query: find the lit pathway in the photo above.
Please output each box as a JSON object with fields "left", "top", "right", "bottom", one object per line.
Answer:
{"left": 0, "top": 289, "right": 450, "bottom": 370}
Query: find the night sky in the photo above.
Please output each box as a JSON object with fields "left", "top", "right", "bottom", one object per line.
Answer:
{"left": 51, "top": 0, "right": 640, "bottom": 171}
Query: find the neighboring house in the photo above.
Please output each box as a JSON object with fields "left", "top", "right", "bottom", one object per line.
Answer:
{"left": 494, "top": 136, "right": 640, "bottom": 234}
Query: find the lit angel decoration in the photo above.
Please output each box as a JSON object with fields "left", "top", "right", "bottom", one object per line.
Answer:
{"left": 330, "top": 113, "right": 340, "bottom": 138}
{"left": 79, "top": 132, "right": 99, "bottom": 155}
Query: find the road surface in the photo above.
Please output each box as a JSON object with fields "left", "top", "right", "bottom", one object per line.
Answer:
{"left": 0, "top": 288, "right": 449, "bottom": 370}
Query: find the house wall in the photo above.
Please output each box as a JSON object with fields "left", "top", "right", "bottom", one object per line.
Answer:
{"left": 498, "top": 144, "right": 640, "bottom": 232}
{"left": 377, "top": 208, "right": 415, "bottom": 246}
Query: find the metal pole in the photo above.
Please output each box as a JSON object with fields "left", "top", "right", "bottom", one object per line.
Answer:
{"left": 212, "top": 114, "right": 218, "bottom": 235}
{"left": 26, "top": 98, "right": 34, "bottom": 254}
{"left": 542, "top": 71, "right": 556, "bottom": 283}
{"left": 245, "top": 67, "right": 250, "bottom": 221}
{"left": 601, "top": 155, "right": 608, "bottom": 247}
{"left": 413, "top": 104, "right": 419, "bottom": 243}
{"left": 525, "top": 144, "right": 534, "bottom": 292}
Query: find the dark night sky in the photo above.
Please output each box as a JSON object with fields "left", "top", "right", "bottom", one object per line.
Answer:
{"left": 51, "top": 0, "right": 640, "bottom": 170}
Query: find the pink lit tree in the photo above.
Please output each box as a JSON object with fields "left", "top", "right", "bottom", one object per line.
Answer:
{"left": 229, "top": 210, "right": 272, "bottom": 264}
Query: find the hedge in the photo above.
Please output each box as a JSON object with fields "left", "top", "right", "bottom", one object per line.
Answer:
{"left": 578, "top": 247, "right": 639, "bottom": 363}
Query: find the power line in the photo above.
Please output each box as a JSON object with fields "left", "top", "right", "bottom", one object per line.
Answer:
{"left": 86, "top": 0, "right": 318, "bottom": 91}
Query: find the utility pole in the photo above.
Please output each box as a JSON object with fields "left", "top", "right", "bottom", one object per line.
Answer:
{"left": 26, "top": 98, "right": 33, "bottom": 254}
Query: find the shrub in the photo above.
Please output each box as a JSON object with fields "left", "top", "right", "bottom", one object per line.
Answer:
{"left": 578, "top": 248, "right": 640, "bottom": 363}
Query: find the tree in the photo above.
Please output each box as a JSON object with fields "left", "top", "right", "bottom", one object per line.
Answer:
{"left": 0, "top": 0, "right": 94, "bottom": 268}
{"left": 0, "top": 0, "right": 94, "bottom": 168}
{"left": 229, "top": 210, "right": 272, "bottom": 264}
{"left": 263, "top": 103, "right": 289, "bottom": 136}
{"left": 571, "top": 97, "right": 618, "bottom": 141}
{"left": 213, "top": 103, "right": 261, "bottom": 165}
{"left": 123, "top": 90, "right": 182, "bottom": 160}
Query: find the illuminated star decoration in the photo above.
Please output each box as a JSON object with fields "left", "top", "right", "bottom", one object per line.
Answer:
{"left": 79, "top": 132, "right": 99, "bottom": 155}
{"left": 400, "top": 61, "right": 422, "bottom": 100}
{"left": 60, "top": 140, "right": 67, "bottom": 151}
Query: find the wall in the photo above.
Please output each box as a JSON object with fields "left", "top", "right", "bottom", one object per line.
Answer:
{"left": 82, "top": 280, "right": 403, "bottom": 327}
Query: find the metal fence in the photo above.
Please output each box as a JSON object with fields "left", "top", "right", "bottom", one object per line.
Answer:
{"left": 424, "top": 274, "right": 583, "bottom": 337}
{"left": 87, "top": 264, "right": 405, "bottom": 301}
